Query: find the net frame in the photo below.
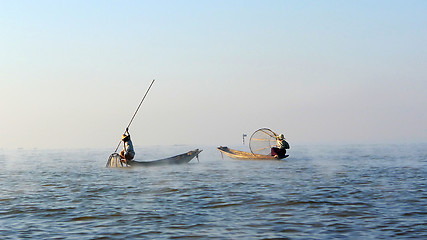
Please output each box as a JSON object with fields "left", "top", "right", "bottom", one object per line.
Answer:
{"left": 106, "top": 153, "right": 127, "bottom": 168}
{"left": 249, "top": 128, "right": 278, "bottom": 155}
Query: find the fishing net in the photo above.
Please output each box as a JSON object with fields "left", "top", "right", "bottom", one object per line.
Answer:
{"left": 249, "top": 128, "right": 278, "bottom": 155}
{"left": 106, "top": 153, "right": 126, "bottom": 168}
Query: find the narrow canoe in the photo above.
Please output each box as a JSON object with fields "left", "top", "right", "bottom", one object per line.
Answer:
{"left": 128, "top": 149, "right": 202, "bottom": 167}
{"left": 217, "top": 146, "right": 288, "bottom": 160}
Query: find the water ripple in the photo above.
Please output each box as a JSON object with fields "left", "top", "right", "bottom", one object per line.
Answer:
{"left": 0, "top": 145, "right": 426, "bottom": 239}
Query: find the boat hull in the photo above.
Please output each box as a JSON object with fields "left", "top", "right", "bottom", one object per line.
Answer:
{"left": 128, "top": 149, "right": 202, "bottom": 167}
{"left": 217, "top": 146, "right": 288, "bottom": 160}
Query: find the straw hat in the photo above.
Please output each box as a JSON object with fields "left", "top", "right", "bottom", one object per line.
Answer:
{"left": 122, "top": 134, "right": 130, "bottom": 141}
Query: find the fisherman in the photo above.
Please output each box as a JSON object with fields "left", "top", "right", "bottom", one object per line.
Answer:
{"left": 120, "top": 127, "right": 135, "bottom": 164}
{"left": 271, "top": 134, "right": 290, "bottom": 159}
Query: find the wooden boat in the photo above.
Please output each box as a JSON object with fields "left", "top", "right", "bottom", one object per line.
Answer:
{"left": 107, "top": 149, "right": 202, "bottom": 168}
{"left": 217, "top": 146, "right": 288, "bottom": 160}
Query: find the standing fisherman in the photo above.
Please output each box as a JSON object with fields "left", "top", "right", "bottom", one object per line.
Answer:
{"left": 120, "top": 127, "right": 135, "bottom": 164}
{"left": 271, "top": 134, "right": 290, "bottom": 159}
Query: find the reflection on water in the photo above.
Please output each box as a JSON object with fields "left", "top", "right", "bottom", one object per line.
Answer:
{"left": 0, "top": 144, "right": 426, "bottom": 239}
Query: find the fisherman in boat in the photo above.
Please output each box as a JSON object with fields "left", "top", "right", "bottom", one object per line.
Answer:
{"left": 271, "top": 134, "right": 290, "bottom": 159}
{"left": 120, "top": 128, "right": 135, "bottom": 164}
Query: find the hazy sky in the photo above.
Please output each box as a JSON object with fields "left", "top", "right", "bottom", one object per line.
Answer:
{"left": 1, "top": 0, "right": 426, "bottom": 149}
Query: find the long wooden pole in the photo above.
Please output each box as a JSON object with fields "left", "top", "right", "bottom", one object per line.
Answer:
{"left": 114, "top": 79, "right": 155, "bottom": 153}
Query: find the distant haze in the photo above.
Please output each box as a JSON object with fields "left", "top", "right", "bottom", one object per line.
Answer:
{"left": 1, "top": 1, "right": 426, "bottom": 149}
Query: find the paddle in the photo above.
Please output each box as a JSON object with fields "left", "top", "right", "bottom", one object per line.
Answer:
{"left": 106, "top": 79, "right": 155, "bottom": 167}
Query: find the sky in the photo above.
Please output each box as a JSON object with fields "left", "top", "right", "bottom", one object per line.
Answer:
{"left": 1, "top": 0, "right": 426, "bottom": 149}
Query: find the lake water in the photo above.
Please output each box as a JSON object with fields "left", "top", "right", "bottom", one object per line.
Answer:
{"left": 1, "top": 144, "right": 426, "bottom": 239}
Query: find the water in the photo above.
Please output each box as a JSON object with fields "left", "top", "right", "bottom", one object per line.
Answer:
{"left": 1, "top": 144, "right": 426, "bottom": 239}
